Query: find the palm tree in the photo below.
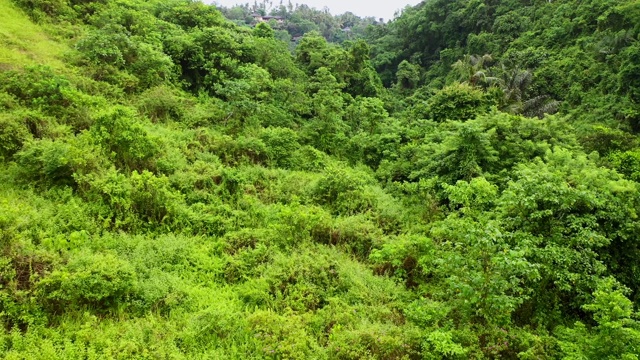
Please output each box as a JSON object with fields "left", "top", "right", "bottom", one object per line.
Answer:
{"left": 496, "top": 65, "right": 559, "bottom": 118}
{"left": 452, "top": 55, "right": 559, "bottom": 118}
{"left": 451, "top": 54, "right": 499, "bottom": 88}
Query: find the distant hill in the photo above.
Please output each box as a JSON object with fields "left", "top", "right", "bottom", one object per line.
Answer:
{"left": 217, "top": 2, "right": 384, "bottom": 43}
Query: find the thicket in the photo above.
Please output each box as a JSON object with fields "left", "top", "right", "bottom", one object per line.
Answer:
{"left": 1, "top": 0, "right": 640, "bottom": 358}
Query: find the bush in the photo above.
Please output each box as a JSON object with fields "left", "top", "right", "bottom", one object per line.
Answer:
{"left": 370, "top": 235, "right": 433, "bottom": 286}
{"left": 0, "top": 252, "right": 51, "bottom": 330}
{"left": 15, "top": 0, "right": 75, "bottom": 22}
{"left": 75, "top": 26, "right": 131, "bottom": 68}
{"left": 426, "top": 83, "right": 489, "bottom": 122}
{"left": 15, "top": 135, "right": 105, "bottom": 188}
{"left": 128, "top": 42, "right": 176, "bottom": 89}
{"left": 91, "top": 106, "right": 159, "bottom": 172}
{"left": 327, "top": 215, "right": 383, "bottom": 259}
{"left": 313, "top": 165, "right": 377, "bottom": 215}
{"left": 13, "top": 109, "right": 65, "bottom": 139}
{"left": 136, "top": 85, "right": 192, "bottom": 123}
{"left": 181, "top": 99, "right": 226, "bottom": 127}
{"left": 222, "top": 228, "right": 274, "bottom": 283}
{"left": 76, "top": 26, "right": 175, "bottom": 91}
{"left": 80, "top": 169, "right": 184, "bottom": 230}
{"left": 327, "top": 322, "right": 421, "bottom": 360}
{"left": 610, "top": 149, "right": 640, "bottom": 182}
{"left": 248, "top": 310, "right": 324, "bottom": 359}
{"left": 579, "top": 125, "right": 637, "bottom": 156}
{"left": 180, "top": 303, "right": 250, "bottom": 350}
{"left": 266, "top": 203, "right": 333, "bottom": 248}
{"left": 201, "top": 132, "right": 268, "bottom": 166}
{"left": 0, "top": 66, "right": 69, "bottom": 111}
{"left": 557, "top": 278, "right": 640, "bottom": 360}
{"left": 260, "top": 127, "right": 300, "bottom": 168}
{"left": 36, "top": 252, "right": 137, "bottom": 314}
{"left": 0, "top": 113, "right": 32, "bottom": 160}
{"left": 231, "top": 135, "right": 268, "bottom": 165}
{"left": 290, "top": 145, "right": 329, "bottom": 172}
{"left": 0, "top": 67, "right": 103, "bottom": 131}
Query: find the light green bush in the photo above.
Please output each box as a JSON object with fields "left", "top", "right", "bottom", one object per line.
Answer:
{"left": 37, "top": 252, "right": 137, "bottom": 314}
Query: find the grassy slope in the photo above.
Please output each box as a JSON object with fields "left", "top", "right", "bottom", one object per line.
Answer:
{"left": 0, "top": 0, "right": 67, "bottom": 69}
{"left": 0, "top": 3, "right": 419, "bottom": 359}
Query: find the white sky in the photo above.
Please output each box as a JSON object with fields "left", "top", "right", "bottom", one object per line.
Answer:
{"left": 207, "top": 0, "right": 423, "bottom": 21}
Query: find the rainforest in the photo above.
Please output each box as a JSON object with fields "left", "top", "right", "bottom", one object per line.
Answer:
{"left": 1, "top": 0, "right": 640, "bottom": 358}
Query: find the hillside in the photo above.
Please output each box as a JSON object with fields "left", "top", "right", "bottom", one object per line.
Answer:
{"left": 1, "top": 0, "right": 640, "bottom": 359}
{"left": 0, "top": 0, "right": 68, "bottom": 67}
{"left": 216, "top": 3, "right": 383, "bottom": 43}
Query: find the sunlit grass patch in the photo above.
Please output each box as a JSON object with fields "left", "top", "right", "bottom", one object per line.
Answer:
{"left": 0, "top": 0, "right": 67, "bottom": 68}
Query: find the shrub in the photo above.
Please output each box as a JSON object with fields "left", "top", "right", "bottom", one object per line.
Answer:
{"left": 15, "top": 0, "right": 75, "bottom": 22}
{"left": 248, "top": 310, "right": 325, "bottom": 359}
{"left": 15, "top": 135, "right": 105, "bottom": 188}
{"left": 557, "top": 278, "right": 640, "bottom": 360}
{"left": 327, "top": 322, "right": 421, "bottom": 360}
{"left": 75, "top": 26, "right": 131, "bottom": 68}
{"left": 91, "top": 106, "right": 159, "bottom": 172}
{"left": 0, "top": 113, "right": 32, "bottom": 160}
{"left": 36, "top": 252, "right": 137, "bottom": 314}
{"left": 13, "top": 109, "right": 64, "bottom": 139}
{"left": 0, "top": 67, "right": 104, "bottom": 131}
{"left": 426, "top": 83, "right": 489, "bottom": 122}
{"left": 222, "top": 228, "right": 274, "bottom": 283}
{"left": 0, "top": 252, "right": 52, "bottom": 330}
{"left": 181, "top": 99, "right": 226, "bottom": 127}
{"left": 579, "top": 125, "right": 637, "bottom": 156}
{"left": 0, "top": 66, "right": 69, "bottom": 111}
{"left": 609, "top": 149, "right": 640, "bottom": 182}
{"left": 267, "top": 203, "right": 333, "bottom": 248}
{"left": 136, "top": 85, "right": 192, "bottom": 123}
{"left": 260, "top": 127, "right": 300, "bottom": 168}
{"left": 327, "top": 215, "right": 383, "bottom": 259}
{"left": 128, "top": 42, "right": 176, "bottom": 89}
{"left": 232, "top": 135, "right": 268, "bottom": 165}
{"left": 180, "top": 304, "right": 250, "bottom": 350}
{"left": 370, "top": 235, "right": 433, "bottom": 287}
{"left": 257, "top": 248, "right": 349, "bottom": 312}
{"left": 80, "top": 169, "right": 184, "bottom": 230}
{"left": 290, "top": 145, "right": 329, "bottom": 172}
{"left": 313, "top": 165, "right": 377, "bottom": 215}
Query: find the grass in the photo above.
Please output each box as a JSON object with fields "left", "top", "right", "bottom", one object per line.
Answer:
{"left": 0, "top": 0, "right": 68, "bottom": 69}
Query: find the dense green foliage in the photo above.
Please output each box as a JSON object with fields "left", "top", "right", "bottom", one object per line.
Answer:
{"left": 2, "top": 0, "right": 640, "bottom": 358}
{"left": 218, "top": 2, "right": 384, "bottom": 43}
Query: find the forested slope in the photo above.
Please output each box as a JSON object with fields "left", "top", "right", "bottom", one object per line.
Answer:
{"left": 0, "top": 0, "right": 640, "bottom": 359}
{"left": 217, "top": 2, "right": 383, "bottom": 43}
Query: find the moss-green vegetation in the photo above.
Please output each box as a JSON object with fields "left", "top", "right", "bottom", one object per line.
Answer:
{"left": 0, "top": 0, "right": 68, "bottom": 67}
{"left": 1, "top": 0, "right": 640, "bottom": 358}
